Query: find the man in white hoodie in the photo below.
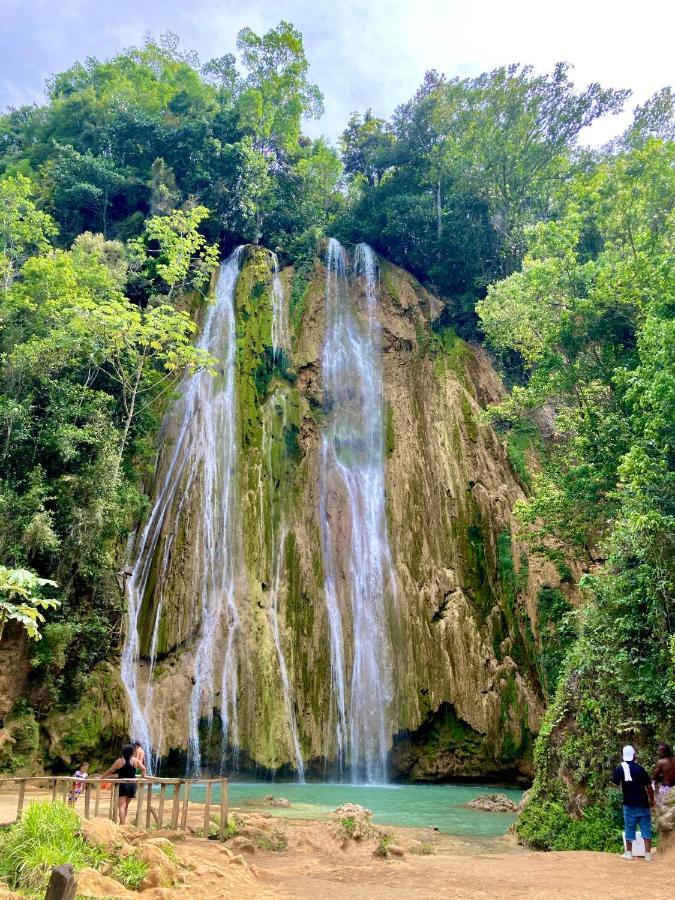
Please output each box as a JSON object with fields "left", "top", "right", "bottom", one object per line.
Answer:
{"left": 612, "top": 745, "right": 655, "bottom": 860}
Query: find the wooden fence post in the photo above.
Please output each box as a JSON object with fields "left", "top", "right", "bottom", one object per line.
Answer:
{"left": 203, "top": 781, "right": 212, "bottom": 837}
{"left": 171, "top": 782, "right": 181, "bottom": 830}
{"left": 145, "top": 781, "right": 153, "bottom": 830}
{"left": 135, "top": 782, "right": 145, "bottom": 827}
{"left": 180, "top": 781, "right": 190, "bottom": 831}
{"left": 84, "top": 782, "right": 91, "bottom": 819}
{"left": 111, "top": 784, "right": 118, "bottom": 823}
{"left": 16, "top": 779, "right": 26, "bottom": 821}
{"left": 158, "top": 783, "right": 167, "bottom": 830}
{"left": 94, "top": 780, "right": 101, "bottom": 817}
{"left": 220, "top": 778, "right": 228, "bottom": 837}
{"left": 51, "top": 778, "right": 58, "bottom": 804}
{"left": 108, "top": 783, "right": 114, "bottom": 820}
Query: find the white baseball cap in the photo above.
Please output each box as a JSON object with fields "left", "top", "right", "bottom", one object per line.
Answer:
{"left": 622, "top": 745, "right": 636, "bottom": 761}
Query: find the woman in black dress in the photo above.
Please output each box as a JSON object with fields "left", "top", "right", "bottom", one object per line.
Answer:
{"left": 102, "top": 744, "right": 147, "bottom": 823}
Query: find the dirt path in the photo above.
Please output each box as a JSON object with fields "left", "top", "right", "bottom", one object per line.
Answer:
{"left": 248, "top": 818, "right": 673, "bottom": 900}
{"left": 1, "top": 789, "right": 672, "bottom": 898}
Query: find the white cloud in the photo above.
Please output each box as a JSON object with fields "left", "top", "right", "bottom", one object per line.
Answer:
{"left": 1, "top": 0, "right": 672, "bottom": 144}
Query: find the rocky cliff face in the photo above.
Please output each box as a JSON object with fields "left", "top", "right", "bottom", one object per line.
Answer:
{"left": 57, "top": 244, "right": 562, "bottom": 778}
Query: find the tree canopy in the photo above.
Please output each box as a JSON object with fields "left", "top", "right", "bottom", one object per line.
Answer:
{"left": 0, "top": 21, "right": 672, "bottom": 827}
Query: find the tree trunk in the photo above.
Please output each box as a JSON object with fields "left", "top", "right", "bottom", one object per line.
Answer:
{"left": 436, "top": 179, "right": 442, "bottom": 240}
{"left": 117, "top": 362, "right": 144, "bottom": 468}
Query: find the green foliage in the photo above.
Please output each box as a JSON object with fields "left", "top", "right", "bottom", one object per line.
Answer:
{"left": 505, "top": 421, "right": 541, "bottom": 489}
{"left": 236, "top": 21, "right": 323, "bottom": 154}
{"left": 157, "top": 841, "right": 179, "bottom": 864}
{"left": 517, "top": 791, "right": 623, "bottom": 852}
{"left": 338, "top": 63, "right": 627, "bottom": 337}
{"left": 408, "top": 841, "right": 434, "bottom": 855}
{"left": 0, "top": 710, "right": 40, "bottom": 774}
{"left": 255, "top": 830, "right": 288, "bottom": 852}
{"left": 374, "top": 831, "right": 394, "bottom": 857}
{"left": 339, "top": 816, "right": 357, "bottom": 837}
{"left": 0, "top": 175, "right": 57, "bottom": 295}
{"left": 206, "top": 813, "right": 242, "bottom": 841}
{"left": 482, "top": 121, "right": 674, "bottom": 822}
{"left": 112, "top": 854, "right": 149, "bottom": 890}
{"left": 0, "top": 565, "right": 59, "bottom": 641}
{"left": 0, "top": 25, "right": 341, "bottom": 257}
{"left": 536, "top": 586, "right": 576, "bottom": 699}
{"left": 0, "top": 166, "right": 215, "bottom": 710}
{"left": 0, "top": 801, "right": 105, "bottom": 893}
{"left": 132, "top": 205, "right": 218, "bottom": 298}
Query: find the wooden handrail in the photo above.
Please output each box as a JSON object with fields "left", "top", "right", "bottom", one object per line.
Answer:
{"left": 0, "top": 775, "right": 226, "bottom": 784}
{"left": 0, "top": 774, "right": 229, "bottom": 834}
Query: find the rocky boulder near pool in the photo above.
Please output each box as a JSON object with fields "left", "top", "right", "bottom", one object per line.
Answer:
{"left": 466, "top": 793, "right": 518, "bottom": 813}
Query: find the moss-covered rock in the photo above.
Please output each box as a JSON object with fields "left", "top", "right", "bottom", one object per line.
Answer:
{"left": 103, "top": 245, "right": 566, "bottom": 777}
{"left": 42, "top": 663, "right": 128, "bottom": 769}
{"left": 0, "top": 711, "right": 40, "bottom": 775}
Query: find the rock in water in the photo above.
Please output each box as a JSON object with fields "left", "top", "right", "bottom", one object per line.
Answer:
{"left": 262, "top": 794, "right": 290, "bottom": 807}
{"left": 466, "top": 793, "right": 518, "bottom": 812}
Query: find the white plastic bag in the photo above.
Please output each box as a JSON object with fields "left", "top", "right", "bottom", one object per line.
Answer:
{"left": 623, "top": 830, "right": 646, "bottom": 857}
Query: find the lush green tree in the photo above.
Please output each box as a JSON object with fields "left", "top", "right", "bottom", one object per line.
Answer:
{"left": 132, "top": 204, "right": 219, "bottom": 299}
{"left": 0, "top": 175, "right": 56, "bottom": 296}
{"left": 341, "top": 110, "right": 394, "bottom": 186}
{"left": 236, "top": 20, "right": 323, "bottom": 156}
{"left": 477, "top": 122, "right": 674, "bottom": 842}
{"left": 0, "top": 566, "right": 59, "bottom": 641}
{"left": 338, "top": 63, "right": 628, "bottom": 335}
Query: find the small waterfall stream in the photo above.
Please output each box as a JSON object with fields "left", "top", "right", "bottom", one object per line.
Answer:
{"left": 263, "top": 390, "right": 305, "bottom": 780}
{"left": 320, "top": 238, "right": 397, "bottom": 783}
{"left": 122, "top": 247, "right": 306, "bottom": 777}
{"left": 266, "top": 261, "right": 305, "bottom": 778}
{"left": 121, "top": 249, "right": 244, "bottom": 774}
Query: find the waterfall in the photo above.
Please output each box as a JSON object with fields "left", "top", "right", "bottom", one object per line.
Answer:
{"left": 271, "top": 254, "right": 290, "bottom": 360}
{"left": 319, "top": 238, "right": 397, "bottom": 783}
{"left": 263, "top": 392, "right": 305, "bottom": 780}
{"left": 120, "top": 248, "right": 244, "bottom": 774}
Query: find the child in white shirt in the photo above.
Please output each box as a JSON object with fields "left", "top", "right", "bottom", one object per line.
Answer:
{"left": 67, "top": 762, "right": 89, "bottom": 804}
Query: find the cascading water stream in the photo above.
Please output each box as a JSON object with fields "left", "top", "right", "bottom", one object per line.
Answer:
{"left": 270, "top": 254, "right": 290, "bottom": 360}
{"left": 263, "top": 262, "right": 305, "bottom": 779}
{"left": 262, "top": 391, "right": 305, "bottom": 781}
{"left": 320, "top": 238, "right": 397, "bottom": 783}
{"left": 120, "top": 248, "right": 244, "bottom": 774}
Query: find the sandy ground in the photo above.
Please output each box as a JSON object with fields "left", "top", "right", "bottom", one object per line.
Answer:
{"left": 1, "top": 786, "right": 673, "bottom": 899}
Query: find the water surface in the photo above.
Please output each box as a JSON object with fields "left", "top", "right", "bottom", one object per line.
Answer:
{"left": 188, "top": 782, "right": 522, "bottom": 839}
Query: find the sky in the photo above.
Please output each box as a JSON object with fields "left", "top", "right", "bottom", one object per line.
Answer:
{"left": 1, "top": 0, "right": 673, "bottom": 146}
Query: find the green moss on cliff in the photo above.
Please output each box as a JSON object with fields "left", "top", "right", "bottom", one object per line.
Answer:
{"left": 536, "top": 586, "right": 575, "bottom": 699}
{"left": 0, "top": 709, "right": 40, "bottom": 775}
{"left": 460, "top": 393, "right": 478, "bottom": 442}
{"left": 505, "top": 421, "right": 542, "bottom": 490}
{"left": 422, "top": 706, "right": 483, "bottom": 764}
{"left": 384, "top": 401, "right": 396, "bottom": 458}
{"left": 42, "top": 664, "right": 127, "bottom": 768}
{"left": 235, "top": 247, "right": 276, "bottom": 450}
{"left": 451, "top": 490, "right": 492, "bottom": 620}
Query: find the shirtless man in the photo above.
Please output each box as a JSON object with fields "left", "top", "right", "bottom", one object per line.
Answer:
{"left": 133, "top": 741, "right": 146, "bottom": 772}
{"left": 652, "top": 742, "right": 675, "bottom": 804}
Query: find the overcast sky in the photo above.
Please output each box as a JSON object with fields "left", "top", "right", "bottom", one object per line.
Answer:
{"left": 1, "top": 0, "right": 673, "bottom": 146}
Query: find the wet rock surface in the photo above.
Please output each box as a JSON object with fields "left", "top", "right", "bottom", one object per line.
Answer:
{"left": 72, "top": 249, "right": 572, "bottom": 778}
{"left": 466, "top": 793, "right": 518, "bottom": 812}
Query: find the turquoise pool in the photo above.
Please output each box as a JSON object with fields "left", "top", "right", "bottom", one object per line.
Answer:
{"left": 184, "top": 782, "right": 522, "bottom": 838}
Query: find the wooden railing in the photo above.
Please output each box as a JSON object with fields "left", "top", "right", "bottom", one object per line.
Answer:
{"left": 0, "top": 775, "right": 229, "bottom": 838}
